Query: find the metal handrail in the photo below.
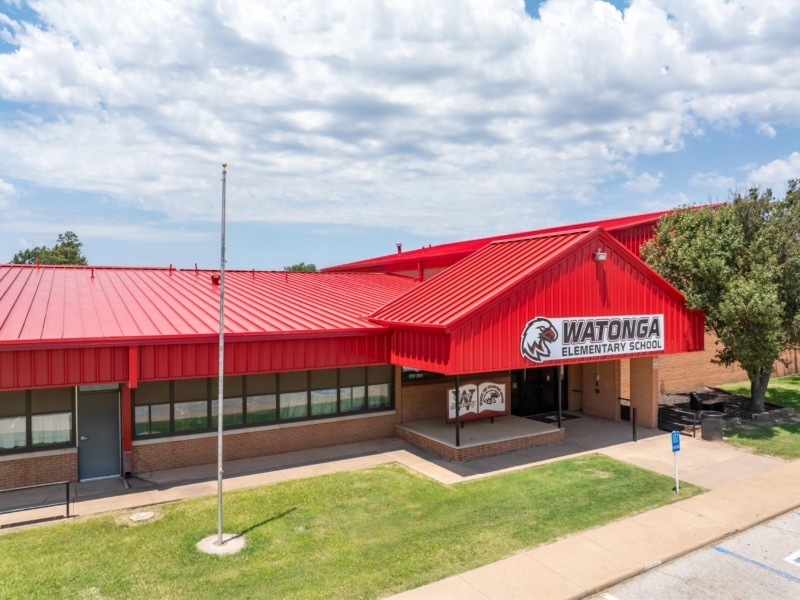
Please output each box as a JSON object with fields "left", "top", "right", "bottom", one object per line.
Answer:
{"left": 0, "top": 481, "right": 70, "bottom": 520}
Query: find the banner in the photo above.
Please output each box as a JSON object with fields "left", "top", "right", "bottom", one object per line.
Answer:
{"left": 446, "top": 382, "right": 507, "bottom": 423}
{"left": 521, "top": 314, "right": 664, "bottom": 364}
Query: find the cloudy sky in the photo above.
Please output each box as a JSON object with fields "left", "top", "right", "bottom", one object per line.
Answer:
{"left": 1, "top": 0, "right": 799, "bottom": 270}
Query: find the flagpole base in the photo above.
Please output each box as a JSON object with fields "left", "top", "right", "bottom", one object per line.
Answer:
{"left": 196, "top": 533, "right": 246, "bottom": 555}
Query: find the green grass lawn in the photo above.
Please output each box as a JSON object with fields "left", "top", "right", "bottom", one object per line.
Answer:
{"left": 720, "top": 375, "right": 800, "bottom": 458}
{"left": 0, "top": 456, "right": 700, "bottom": 600}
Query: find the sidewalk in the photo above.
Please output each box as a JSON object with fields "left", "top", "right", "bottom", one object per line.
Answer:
{"left": 2, "top": 420, "right": 798, "bottom": 600}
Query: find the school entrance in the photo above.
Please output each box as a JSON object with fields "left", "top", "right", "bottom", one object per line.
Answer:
{"left": 511, "top": 366, "right": 568, "bottom": 417}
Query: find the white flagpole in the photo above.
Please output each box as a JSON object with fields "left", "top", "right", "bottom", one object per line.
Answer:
{"left": 217, "top": 162, "right": 227, "bottom": 545}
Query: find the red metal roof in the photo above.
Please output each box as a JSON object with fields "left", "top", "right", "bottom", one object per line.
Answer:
{"left": 322, "top": 209, "right": 672, "bottom": 275}
{"left": 371, "top": 230, "right": 590, "bottom": 328}
{"left": 0, "top": 265, "right": 417, "bottom": 348}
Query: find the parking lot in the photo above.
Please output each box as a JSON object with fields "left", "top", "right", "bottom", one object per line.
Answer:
{"left": 599, "top": 510, "right": 800, "bottom": 599}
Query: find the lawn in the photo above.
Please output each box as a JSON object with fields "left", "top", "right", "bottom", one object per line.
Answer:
{"left": 720, "top": 375, "right": 800, "bottom": 458}
{"left": 0, "top": 455, "right": 700, "bottom": 600}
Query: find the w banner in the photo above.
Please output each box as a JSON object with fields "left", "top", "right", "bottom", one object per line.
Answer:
{"left": 447, "top": 382, "right": 507, "bottom": 424}
{"left": 521, "top": 314, "right": 665, "bottom": 364}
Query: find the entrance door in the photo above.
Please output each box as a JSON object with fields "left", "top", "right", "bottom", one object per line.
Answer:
{"left": 78, "top": 390, "right": 121, "bottom": 480}
{"left": 512, "top": 367, "right": 566, "bottom": 416}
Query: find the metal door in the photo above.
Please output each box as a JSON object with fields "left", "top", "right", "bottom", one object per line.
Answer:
{"left": 77, "top": 391, "right": 121, "bottom": 480}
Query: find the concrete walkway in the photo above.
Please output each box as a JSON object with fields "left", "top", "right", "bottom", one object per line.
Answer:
{"left": 2, "top": 416, "right": 798, "bottom": 600}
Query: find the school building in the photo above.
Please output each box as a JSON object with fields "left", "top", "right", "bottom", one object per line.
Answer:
{"left": 2, "top": 209, "right": 797, "bottom": 489}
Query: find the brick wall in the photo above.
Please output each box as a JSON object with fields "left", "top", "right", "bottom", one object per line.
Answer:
{"left": 399, "top": 372, "right": 511, "bottom": 423}
{"left": 581, "top": 360, "right": 620, "bottom": 421}
{"left": 630, "top": 357, "right": 658, "bottom": 428}
{"left": 658, "top": 333, "right": 800, "bottom": 393}
{"left": 395, "top": 426, "right": 564, "bottom": 462}
{"left": 131, "top": 412, "right": 399, "bottom": 473}
{"left": 0, "top": 449, "right": 78, "bottom": 490}
{"left": 567, "top": 364, "right": 583, "bottom": 411}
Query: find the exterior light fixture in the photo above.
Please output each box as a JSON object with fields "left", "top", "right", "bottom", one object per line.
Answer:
{"left": 594, "top": 249, "right": 607, "bottom": 262}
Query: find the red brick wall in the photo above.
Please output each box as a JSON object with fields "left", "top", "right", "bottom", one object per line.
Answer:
{"left": 395, "top": 425, "right": 564, "bottom": 462}
{"left": 0, "top": 450, "right": 77, "bottom": 490}
{"left": 131, "top": 413, "right": 399, "bottom": 473}
{"left": 658, "top": 333, "right": 800, "bottom": 393}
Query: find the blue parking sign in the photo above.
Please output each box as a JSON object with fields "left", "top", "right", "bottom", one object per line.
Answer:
{"left": 671, "top": 430, "right": 680, "bottom": 452}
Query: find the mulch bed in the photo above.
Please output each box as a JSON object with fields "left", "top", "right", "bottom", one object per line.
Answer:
{"left": 659, "top": 386, "right": 796, "bottom": 428}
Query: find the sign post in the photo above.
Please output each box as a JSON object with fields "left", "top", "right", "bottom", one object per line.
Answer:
{"left": 671, "top": 430, "right": 680, "bottom": 494}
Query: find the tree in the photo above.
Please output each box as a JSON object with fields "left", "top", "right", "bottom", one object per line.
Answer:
{"left": 283, "top": 262, "right": 317, "bottom": 272}
{"left": 11, "top": 231, "right": 88, "bottom": 265}
{"left": 641, "top": 183, "right": 800, "bottom": 412}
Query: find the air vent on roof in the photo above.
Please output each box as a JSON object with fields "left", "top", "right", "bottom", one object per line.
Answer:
{"left": 211, "top": 273, "right": 220, "bottom": 285}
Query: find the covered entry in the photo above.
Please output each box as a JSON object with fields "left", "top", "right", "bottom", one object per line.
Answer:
{"left": 511, "top": 366, "right": 567, "bottom": 417}
{"left": 77, "top": 387, "right": 121, "bottom": 480}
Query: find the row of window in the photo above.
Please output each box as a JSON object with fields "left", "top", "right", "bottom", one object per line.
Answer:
{"left": 0, "top": 366, "right": 395, "bottom": 454}
{"left": 0, "top": 388, "right": 74, "bottom": 453}
{"left": 133, "top": 366, "right": 394, "bottom": 437}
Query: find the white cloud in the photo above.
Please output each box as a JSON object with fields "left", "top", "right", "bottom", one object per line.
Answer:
{"left": 689, "top": 171, "right": 736, "bottom": 190}
{"left": 0, "top": 0, "right": 798, "bottom": 238}
{"left": 746, "top": 152, "right": 800, "bottom": 191}
{"left": 0, "top": 177, "right": 16, "bottom": 207}
{"left": 624, "top": 171, "right": 663, "bottom": 192}
{"left": 756, "top": 123, "right": 776, "bottom": 138}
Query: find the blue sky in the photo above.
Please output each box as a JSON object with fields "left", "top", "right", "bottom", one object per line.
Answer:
{"left": 1, "top": 0, "right": 799, "bottom": 270}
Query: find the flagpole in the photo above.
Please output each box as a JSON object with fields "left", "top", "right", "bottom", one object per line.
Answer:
{"left": 217, "top": 162, "right": 227, "bottom": 546}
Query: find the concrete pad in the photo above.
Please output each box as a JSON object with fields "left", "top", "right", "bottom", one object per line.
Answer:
{"left": 459, "top": 553, "right": 585, "bottom": 600}
{"left": 196, "top": 533, "right": 245, "bottom": 555}
{"left": 389, "top": 576, "right": 489, "bottom": 599}
{"left": 526, "top": 535, "right": 639, "bottom": 592}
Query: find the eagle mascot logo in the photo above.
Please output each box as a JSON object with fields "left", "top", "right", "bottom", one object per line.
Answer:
{"left": 521, "top": 317, "right": 558, "bottom": 363}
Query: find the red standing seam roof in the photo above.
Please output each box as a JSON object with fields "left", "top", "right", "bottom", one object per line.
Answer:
{"left": 0, "top": 265, "right": 418, "bottom": 347}
{"left": 322, "top": 208, "right": 672, "bottom": 274}
{"left": 370, "top": 230, "right": 591, "bottom": 328}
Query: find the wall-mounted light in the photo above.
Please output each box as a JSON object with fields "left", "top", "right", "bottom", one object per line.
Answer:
{"left": 594, "top": 249, "right": 607, "bottom": 262}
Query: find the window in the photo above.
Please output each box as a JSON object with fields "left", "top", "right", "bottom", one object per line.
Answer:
{"left": 133, "top": 381, "right": 171, "bottom": 436}
{"left": 280, "top": 371, "right": 308, "bottom": 420}
{"left": 0, "top": 387, "right": 75, "bottom": 454}
{"left": 210, "top": 376, "right": 244, "bottom": 427}
{"left": 130, "top": 366, "right": 395, "bottom": 440}
{"left": 246, "top": 374, "right": 276, "bottom": 425}
{"left": 0, "top": 390, "right": 26, "bottom": 450}
{"left": 310, "top": 370, "right": 337, "bottom": 416}
{"left": 340, "top": 367, "right": 366, "bottom": 413}
{"left": 367, "top": 365, "right": 393, "bottom": 409}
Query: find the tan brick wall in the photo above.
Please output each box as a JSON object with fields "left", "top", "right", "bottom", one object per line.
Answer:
{"left": 567, "top": 364, "right": 583, "bottom": 411}
{"left": 132, "top": 412, "right": 399, "bottom": 473}
{"left": 399, "top": 372, "right": 511, "bottom": 424}
{"left": 581, "top": 360, "right": 620, "bottom": 421}
{"left": 630, "top": 357, "right": 658, "bottom": 428}
{"left": 0, "top": 449, "right": 78, "bottom": 490}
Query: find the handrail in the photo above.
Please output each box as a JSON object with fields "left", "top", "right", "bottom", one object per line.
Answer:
{"left": 0, "top": 481, "right": 70, "bottom": 522}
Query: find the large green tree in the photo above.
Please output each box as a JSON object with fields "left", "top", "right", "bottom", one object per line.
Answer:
{"left": 12, "top": 231, "right": 88, "bottom": 265}
{"left": 642, "top": 182, "right": 800, "bottom": 412}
